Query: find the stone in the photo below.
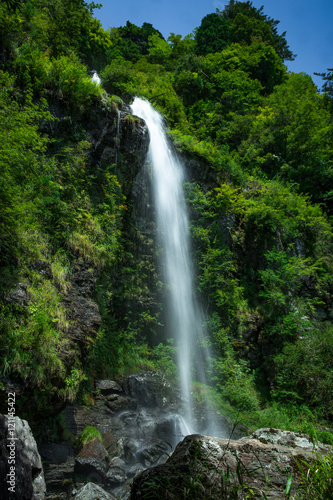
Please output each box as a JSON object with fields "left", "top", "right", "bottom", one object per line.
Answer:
{"left": 106, "top": 457, "right": 126, "bottom": 485}
{"left": 63, "top": 293, "right": 101, "bottom": 343}
{"left": 105, "top": 395, "right": 130, "bottom": 413}
{"left": 74, "top": 438, "right": 108, "bottom": 485}
{"left": 60, "top": 260, "right": 101, "bottom": 347}
{"left": 4, "top": 282, "right": 30, "bottom": 307}
{"left": 95, "top": 380, "right": 123, "bottom": 395}
{"left": 73, "top": 482, "right": 117, "bottom": 499}
{"left": 251, "top": 427, "right": 330, "bottom": 451}
{"left": 125, "top": 372, "right": 177, "bottom": 408}
{"left": 38, "top": 441, "right": 74, "bottom": 498}
{"left": 0, "top": 414, "right": 46, "bottom": 500}
{"left": 130, "top": 429, "right": 332, "bottom": 499}
{"left": 137, "top": 439, "right": 171, "bottom": 467}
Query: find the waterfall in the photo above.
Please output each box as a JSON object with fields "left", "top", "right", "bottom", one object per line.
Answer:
{"left": 131, "top": 97, "right": 213, "bottom": 433}
{"left": 91, "top": 71, "right": 101, "bottom": 84}
{"left": 115, "top": 110, "right": 121, "bottom": 168}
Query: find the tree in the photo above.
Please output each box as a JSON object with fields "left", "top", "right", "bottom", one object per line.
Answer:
{"left": 220, "top": 0, "right": 295, "bottom": 61}
{"left": 195, "top": 13, "right": 231, "bottom": 56}
{"left": 237, "top": 73, "right": 333, "bottom": 210}
{"left": 108, "top": 21, "right": 164, "bottom": 63}
{"left": 168, "top": 33, "right": 195, "bottom": 61}
{"left": 147, "top": 33, "right": 172, "bottom": 65}
{"left": 315, "top": 68, "right": 333, "bottom": 114}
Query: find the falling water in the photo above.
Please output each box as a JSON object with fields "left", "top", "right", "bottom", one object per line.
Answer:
{"left": 91, "top": 71, "right": 101, "bottom": 84}
{"left": 115, "top": 110, "right": 121, "bottom": 168}
{"left": 131, "top": 97, "right": 212, "bottom": 432}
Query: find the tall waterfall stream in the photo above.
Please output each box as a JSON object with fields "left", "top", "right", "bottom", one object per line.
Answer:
{"left": 131, "top": 98, "right": 222, "bottom": 437}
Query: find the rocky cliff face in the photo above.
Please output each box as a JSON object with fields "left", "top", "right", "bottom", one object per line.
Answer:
{"left": 39, "top": 372, "right": 188, "bottom": 499}
{"left": 0, "top": 98, "right": 149, "bottom": 422}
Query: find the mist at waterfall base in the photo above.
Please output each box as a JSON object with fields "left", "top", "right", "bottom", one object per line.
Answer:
{"left": 131, "top": 97, "right": 224, "bottom": 440}
{"left": 91, "top": 71, "right": 101, "bottom": 84}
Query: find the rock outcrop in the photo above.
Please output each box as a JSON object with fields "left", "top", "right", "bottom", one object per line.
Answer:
{"left": 61, "top": 261, "right": 101, "bottom": 348}
{"left": 41, "top": 372, "right": 191, "bottom": 498}
{"left": 37, "top": 441, "right": 74, "bottom": 500}
{"left": 72, "top": 482, "right": 117, "bottom": 499}
{"left": 0, "top": 415, "right": 46, "bottom": 500}
{"left": 130, "top": 428, "right": 332, "bottom": 499}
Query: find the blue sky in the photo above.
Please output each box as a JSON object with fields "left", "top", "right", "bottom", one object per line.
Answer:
{"left": 97, "top": 0, "right": 332, "bottom": 89}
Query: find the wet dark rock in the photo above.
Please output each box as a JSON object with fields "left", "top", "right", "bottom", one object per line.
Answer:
{"left": 61, "top": 261, "right": 101, "bottom": 346}
{"left": 62, "top": 405, "right": 92, "bottom": 438}
{"left": 0, "top": 414, "right": 46, "bottom": 500}
{"left": 128, "top": 463, "right": 145, "bottom": 478}
{"left": 181, "top": 152, "right": 218, "bottom": 190}
{"left": 47, "top": 374, "right": 191, "bottom": 497}
{"left": 63, "top": 293, "right": 101, "bottom": 343}
{"left": 68, "top": 263, "right": 97, "bottom": 297}
{"left": 86, "top": 101, "right": 149, "bottom": 198}
{"left": 4, "top": 282, "right": 30, "bottom": 307}
{"left": 125, "top": 372, "right": 178, "bottom": 409}
{"left": 122, "top": 438, "right": 140, "bottom": 463}
{"left": 62, "top": 261, "right": 102, "bottom": 345}
{"left": 74, "top": 438, "right": 108, "bottom": 485}
{"left": 38, "top": 442, "right": 74, "bottom": 499}
{"left": 95, "top": 380, "right": 123, "bottom": 395}
{"left": 112, "top": 482, "right": 132, "bottom": 500}
{"left": 137, "top": 439, "right": 171, "bottom": 467}
{"left": 106, "top": 457, "right": 126, "bottom": 485}
{"left": 105, "top": 395, "right": 130, "bottom": 413}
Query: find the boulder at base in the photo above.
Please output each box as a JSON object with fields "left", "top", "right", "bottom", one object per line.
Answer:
{"left": 72, "top": 482, "right": 117, "bottom": 499}
{"left": 0, "top": 414, "right": 46, "bottom": 500}
{"left": 130, "top": 428, "right": 332, "bottom": 499}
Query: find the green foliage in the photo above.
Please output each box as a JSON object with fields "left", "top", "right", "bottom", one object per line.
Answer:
{"left": 258, "top": 250, "right": 321, "bottom": 318}
{"left": 167, "top": 33, "right": 195, "bottom": 62}
{"left": 78, "top": 425, "right": 102, "bottom": 445}
{"left": 0, "top": 71, "right": 51, "bottom": 263}
{"left": 214, "top": 352, "right": 261, "bottom": 412}
{"left": 107, "top": 21, "right": 163, "bottom": 63}
{"left": 0, "top": 2, "right": 23, "bottom": 55}
{"left": 237, "top": 73, "right": 333, "bottom": 210}
{"left": 272, "top": 324, "right": 333, "bottom": 420}
{"left": 149, "top": 341, "right": 178, "bottom": 379}
{"left": 47, "top": 54, "right": 104, "bottom": 110}
{"left": 295, "top": 450, "right": 333, "bottom": 499}
{"left": 0, "top": 278, "right": 72, "bottom": 393}
{"left": 147, "top": 33, "right": 172, "bottom": 65}
{"left": 100, "top": 58, "right": 139, "bottom": 100}
{"left": 221, "top": 0, "right": 295, "bottom": 61}
{"left": 195, "top": 13, "right": 231, "bottom": 56}
{"left": 315, "top": 67, "right": 333, "bottom": 114}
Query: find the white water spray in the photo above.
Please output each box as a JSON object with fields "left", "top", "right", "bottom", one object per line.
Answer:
{"left": 131, "top": 98, "right": 212, "bottom": 432}
{"left": 91, "top": 71, "right": 101, "bottom": 85}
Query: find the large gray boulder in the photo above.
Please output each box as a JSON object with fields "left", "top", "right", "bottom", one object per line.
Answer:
{"left": 0, "top": 415, "right": 46, "bottom": 499}
{"left": 130, "top": 428, "right": 332, "bottom": 499}
{"left": 73, "top": 482, "right": 117, "bottom": 499}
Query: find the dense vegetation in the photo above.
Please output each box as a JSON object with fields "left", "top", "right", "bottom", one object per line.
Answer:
{"left": 0, "top": 0, "right": 332, "bottom": 446}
